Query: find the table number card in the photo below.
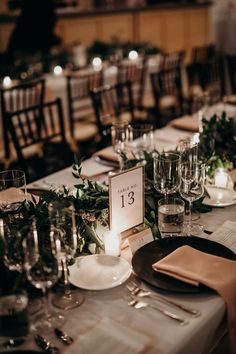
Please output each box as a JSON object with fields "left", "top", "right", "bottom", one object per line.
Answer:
{"left": 109, "top": 165, "right": 144, "bottom": 233}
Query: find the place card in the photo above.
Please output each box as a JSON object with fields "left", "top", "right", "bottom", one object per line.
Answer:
{"left": 128, "top": 228, "right": 154, "bottom": 254}
{"left": 109, "top": 165, "right": 144, "bottom": 233}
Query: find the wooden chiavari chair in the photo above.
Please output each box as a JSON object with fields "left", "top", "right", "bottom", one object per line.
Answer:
{"left": 90, "top": 81, "right": 135, "bottom": 148}
{"left": 0, "top": 78, "right": 45, "bottom": 159}
{"left": 150, "top": 66, "right": 185, "bottom": 127}
{"left": 6, "top": 98, "right": 75, "bottom": 182}
{"left": 117, "top": 56, "right": 147, "bottom": 111}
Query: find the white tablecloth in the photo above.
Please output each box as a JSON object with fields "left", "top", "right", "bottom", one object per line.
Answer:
{"left": 22, "top": 124, "right": 236, "bottom": 354}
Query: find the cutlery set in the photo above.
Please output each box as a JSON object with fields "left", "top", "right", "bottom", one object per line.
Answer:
{"left": 34, "top": 329, "right": 73, "bottom": 353}
{"left": 126, "top": 280, "right": 201, "bottom": 325}
{"left": 1, "top": 328, "right": 73, "bottom": 353}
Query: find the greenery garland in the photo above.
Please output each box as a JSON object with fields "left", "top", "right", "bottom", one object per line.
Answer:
{"left": 3, "top": 112, "right": 234, "bottom": 255}
{"left": 199, "top": 112, "right": 236, "bottom": 179}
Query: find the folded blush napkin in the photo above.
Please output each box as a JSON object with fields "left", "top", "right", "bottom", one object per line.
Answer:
{"left": 152, "top": 245, "right": 236, "bottom": 353}
{"left": 169, "top": 115, "right": 199, "bottom": 132}
{"left": 93, "top": 146, "right": 118, "bottom": 162}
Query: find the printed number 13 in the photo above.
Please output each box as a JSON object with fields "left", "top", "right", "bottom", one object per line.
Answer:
{"left": 121, "top": 191, "right": 135, "bottom": 208}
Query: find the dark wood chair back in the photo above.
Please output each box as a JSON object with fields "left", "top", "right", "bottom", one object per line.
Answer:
{"left": 150, "top": 66, "right": 184, "bottom": 124}
{"left": 117, "top": 57, "right": 147, "bottom": 109}
{"left": 0, "top": 78, "right": 45, "bottom": 159}
{"left": 160, "top": 51, "right": 185, "bottom": 71}
{"left": 6, "top": 98, "right": 70, "bottom": 181}
{"left": 90, "top": 81, "right": 135, "bottom": 147}
{"left": 187, "top": 45, "right": 225, "bottom": 100}
{"left": 66, "top": 70, "right": 103, "bottom": 138}
{"left": 226, "top": 55, "right": 236, "bottom": 94}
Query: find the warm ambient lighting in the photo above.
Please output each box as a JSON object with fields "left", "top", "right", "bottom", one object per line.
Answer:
{"left": 128, "top": 50, "right": 138, "bottom": 60}
{"left": 214, "top": 168, "right": 228, "bottom": 188}
{"left": 103, "top": 230, "right": 121, "bottom": 257}
{"left": 2, "top": 76, "right": 12, "bottom": 88}
{"left": 92, "top": 57, "right": 102, "bottom": 71}
{"left": 53, "top": 65, "right": 63, "bottom": 76}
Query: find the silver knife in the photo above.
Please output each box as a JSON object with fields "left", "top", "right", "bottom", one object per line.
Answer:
{"left": 54, "top": 328, "right": 74, "bottom": 345}
{"left": 34, "top": 334, "right": 60, "bottom": 354}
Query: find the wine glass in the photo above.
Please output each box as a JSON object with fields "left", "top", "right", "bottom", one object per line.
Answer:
{"left": 0, "top": 218, "right": 24, "bottom": 272}
{"left": 179, "top": 162, "right": 205, "bottom": 236}
{"left": 23, "top": 220, "right": 64, "bottom": 332}
{"left": 49, "top": 200, "right": 84, "bottom": 310}
{"left": 126, "top": 124, "right": 154, "bottom": 160}
{"left": 111, "top": 122, "right": 129, "bottom": 171}
{"left": 153, "top": 152, "right": 181, "bottom": 198}
{"left": 178, "top": 134, "right": 199, "bottom": 165}
{"left": 0, "top": 218, "right": 42, "bottom": 315}
{"left": 0, "top": 170, "right": 26, "bottom": 213}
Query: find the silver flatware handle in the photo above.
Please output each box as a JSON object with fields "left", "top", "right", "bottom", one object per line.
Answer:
{"left": 151, "top": 293, "right": 201, "bottom": 317}
{"left": 149, "top": 304, "right": 189, "bottom": 325}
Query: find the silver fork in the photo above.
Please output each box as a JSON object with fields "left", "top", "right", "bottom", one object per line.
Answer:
{"left": 127, "top": 281, "right": 201, "bottom": 317}
{"left": 126, "top": 295, "right": 189, "bottom": 325}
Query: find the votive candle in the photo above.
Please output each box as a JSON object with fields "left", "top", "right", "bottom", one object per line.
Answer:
{"left": 214, "top": 168, "right": 228, "bottom": 188}
{"left": 103, "top": 230, "right": 121, "bottom": 257}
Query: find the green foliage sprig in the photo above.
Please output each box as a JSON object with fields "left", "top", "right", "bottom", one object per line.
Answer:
{"left": 199, "top": 112, "right": 236, "bottom": 178}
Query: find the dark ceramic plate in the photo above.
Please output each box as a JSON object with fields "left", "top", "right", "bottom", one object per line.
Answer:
{"left": 132, "top": 236, "right": 236, "bottom": 294}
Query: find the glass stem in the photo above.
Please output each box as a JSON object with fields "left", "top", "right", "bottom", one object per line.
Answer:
{"left": 118, "top": 154, "right": 123, "bottom": 171}
{"left": 42, "top": 287, "right": 50, "bottom": 319}
{"left": 188, "top": 200, "right": 192, "bottom": 236}
{"left": 62, "top": 258, "right": 71, "bottom": 297}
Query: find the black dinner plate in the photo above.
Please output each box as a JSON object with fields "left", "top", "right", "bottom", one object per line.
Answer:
{"left": 132, "top": 236, "right": 236, "bottom": 294}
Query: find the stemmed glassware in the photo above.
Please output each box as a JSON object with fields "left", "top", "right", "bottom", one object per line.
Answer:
{"left": 0, "top": 170, "right": 26, "bottom": 213}
{"left": 179, "top": 162, "right": 205, "bottom": 236}
{"left": 111, "top": 122, "right": 129, "bottom": 171}
{"left": 49, "top": 200, "right": 84, "bottom": 310}
{"left": 178, "top": 134, "right": 199, "bottom": 165}
{"left": 153, "top": 152, "right": 181, "bottom": 198}
{"left": 126, "top": 123, "right": 154, "bottom": 160}
{"left": 23, "top": 220, "right": 64, "bottom": 331}
{"left": 0, "top": 218, "right": 42, "bottom": 315}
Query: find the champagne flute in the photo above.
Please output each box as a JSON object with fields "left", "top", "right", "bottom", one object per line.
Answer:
{"left": 49, "top": 200, "right": 84, "bottom": 310}
{"left": 0, "top": 170, "right": 26, "bottom": 213}
{"left": 153, "top": 152, "right": 181, "bottom": 198}
{"left": 179, "top": 162, "right": 205, "bottom": 236}
{"left": 23, "top": 221, "right": 64, "bottom": 332}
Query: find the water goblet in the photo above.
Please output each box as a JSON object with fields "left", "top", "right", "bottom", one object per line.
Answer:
{"left": 23, "top": 221, "right": 64, "bottom": 332}
{"left": 153, "top": 152, "right": 181, "bottom": 199}
{"left": 0, "top": 170, "right": 26, "bottom": 214}
{"left": 49, "top": 200, "right": 84, "bottom": 310}
{"left": 179, "top": 162, "right": 205, "bottom": 236}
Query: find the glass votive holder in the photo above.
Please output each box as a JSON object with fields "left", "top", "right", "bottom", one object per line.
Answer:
{"left": 103, "top": 230, "right": 121, "bottom": 257}
{"left": 158, "top": 198, "right": 185, "bottom": 238}
{"left": 214, "top": 168, "right": 228, "bottom": 188}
